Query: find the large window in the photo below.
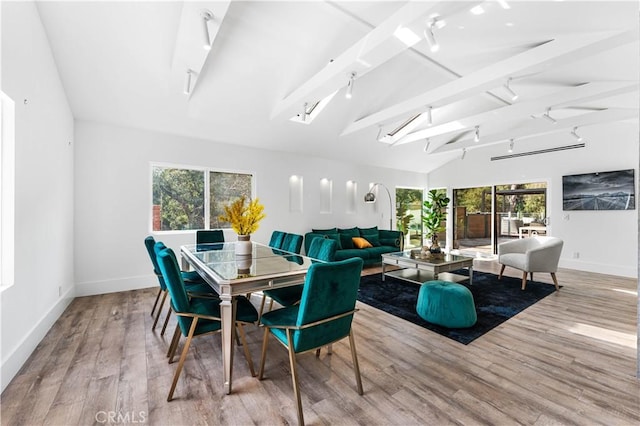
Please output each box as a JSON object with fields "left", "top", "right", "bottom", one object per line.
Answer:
{"left": 152, "top": 165, "right": 253, "bottom": 231}
{"left": 396, "top": 187, "right": 424, "bottom": 248}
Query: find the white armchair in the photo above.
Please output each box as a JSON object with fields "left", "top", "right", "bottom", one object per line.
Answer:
{"left": 497, "top": 236, "right": 563, "bottom": 290}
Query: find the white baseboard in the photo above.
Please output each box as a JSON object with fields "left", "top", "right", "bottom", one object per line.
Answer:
{"left": 559, "top": 259, "right": 637, "bottom": 278}
{"left": 75, "top": 274, "right": 155, "bottom": 297}
{"left": 1, "top": 287, "right": 74, "bottom": 393}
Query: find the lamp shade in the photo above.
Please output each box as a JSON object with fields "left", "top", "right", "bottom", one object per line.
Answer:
{"left": 364, "top": 192, "right": 376, "bottom": 203}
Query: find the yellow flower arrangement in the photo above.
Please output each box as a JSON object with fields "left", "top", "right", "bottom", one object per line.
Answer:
{"left": 218, "top": 196, "right": 266, "bottom": 236}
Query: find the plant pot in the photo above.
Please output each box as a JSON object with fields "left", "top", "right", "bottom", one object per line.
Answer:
{"left": 235, "top": 234, "right": 252, "bottom": 255}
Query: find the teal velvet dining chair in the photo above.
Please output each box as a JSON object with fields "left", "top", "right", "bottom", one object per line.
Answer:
{"left": 144, "top": 236, "right": 217, "bottom": 335}
{"left": 258, "top": 238, "right": 337, "bottom": 318}
{"left": 281, "top": 233, "right": 303, "bottom": 254}
{"left": 156, "top": 245, "right": 259, "bottom": 401}
{"left": 258, "top": 257, "right": 364, "bottom": 425}
{"left": 269, "top": 230, "right": 286, "bottom": 249}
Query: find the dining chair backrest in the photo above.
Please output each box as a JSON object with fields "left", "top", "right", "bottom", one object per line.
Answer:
{"left": 282, "top": 233, "right": 303, "bottom": 254}
{"left": 145, "top": 236, "right": 168, "bottom": 291}
{"left": 269, "top": 230, "right": 286, "bottom": 249}
{"left": 155, "top": 244, "right": 194, "bottom": 335}
{"left": 196, "top": 229, "right": 225, "bottom": 245}
{"left": 293, "top": 257, "right": 363, "bottom": 353}
{"left": 306, "top": 237, "right": 337, "bottom": 262}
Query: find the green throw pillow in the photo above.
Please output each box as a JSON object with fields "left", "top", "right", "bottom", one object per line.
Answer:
{"left": 323, "top": 233, "right": 342, "bottom": 250}
{"left": 338, "top": 227, "right": 359, "bottom": 249}
{"left": 358, "top": 226, "right": 381, "bottom": 247}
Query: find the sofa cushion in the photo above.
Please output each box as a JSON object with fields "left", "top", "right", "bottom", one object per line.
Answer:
{"left": 338, "top": 227, "right": 359, "bottom": 249}
{"left": 312, "top": 227, "right": 338, "bottom": 235}
{"left": 367, "top": 246, "right": 398, "bottom": 257}
{"left": 352, "top": 237, "right": 373, "bottom": 249}
{"left": 335, "top": 249, "right": 371, "bottom": 262}
{"left": 358, "top": 226, "right": 381, "bottom": 246}
{"left": 323, "top": 233, "right": 342, "bottom": 250}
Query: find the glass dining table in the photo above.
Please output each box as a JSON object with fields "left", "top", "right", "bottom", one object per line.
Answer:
{"left": 180, "top": 241, "right": 314, "bottom": 394}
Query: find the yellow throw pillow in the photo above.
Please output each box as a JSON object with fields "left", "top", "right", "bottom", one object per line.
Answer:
{"left": 352, "top": 237, "right": 373, "bottom": 249}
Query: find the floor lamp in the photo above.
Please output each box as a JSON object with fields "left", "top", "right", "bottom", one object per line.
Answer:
{"left": 364, "top": 183, "right": 393, "bottom": 230}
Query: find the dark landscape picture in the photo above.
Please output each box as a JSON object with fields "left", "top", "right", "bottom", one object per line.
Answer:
{"left": 562, "top": 169, "right": 635, "bottom": 210}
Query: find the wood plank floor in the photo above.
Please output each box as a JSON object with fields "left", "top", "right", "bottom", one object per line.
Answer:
{"left": 2, "top": 260, "right": 638, "bottom": 425}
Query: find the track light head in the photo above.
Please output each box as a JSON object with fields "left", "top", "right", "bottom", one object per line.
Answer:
{"left": 508, "top": 139, "right": 514, "bottom": 153}
{"left": 202, "top": 10, "right": 213, "bottom": 51}
{"left": 427, "top": 106, "right": 433, "bottom": 126}
{"left": 423, "top": 19, "right": 440, "bottom": 52}
{"left": 345, "top": 72, "right": 356, "bottom": 99}
{"left": 184, "top": 69, "right": 193, "bottom": 95}
{"left": 504, "top": 78, "right": 518, "bottom": 101}
{"left": 461, "top": 148, "right": 467, "bottom": 160}
{"left": 571, "top": 127, "right": 583, "bottom": 142}
{"left": 474, "top": 125, "right": 480, "bottom": 143}
{"left": 543, "top": 108, "right": 557, "bottom": 124}
{"left": 423, "top": 139, "right": 430, "bottom": 152}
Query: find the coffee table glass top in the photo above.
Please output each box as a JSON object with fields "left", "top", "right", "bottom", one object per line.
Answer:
{"left": 383, "top": 251, "right": 474, "bottom": 265}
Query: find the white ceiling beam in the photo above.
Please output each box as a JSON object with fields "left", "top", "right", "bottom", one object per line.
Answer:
{"left": 341, "top": 29, "right": 638, "bottom": 136}
{"left": 431, "top": 107, "right": 638, "bottom": 154}
{"left": 270, "top": 1, "right": 445, "bottom": 120}
{"left": 171, "top": 1, "right": 231, "bottom": 97}
{"left": 391, "top": 81, "right": 639, "bottom": 151}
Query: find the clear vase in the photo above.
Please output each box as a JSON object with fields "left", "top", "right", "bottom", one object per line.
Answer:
{"left": 235, "top": 234, "right": 252, "bottom": 255}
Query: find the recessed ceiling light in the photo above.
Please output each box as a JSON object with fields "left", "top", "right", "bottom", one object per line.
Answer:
{"left": 505, "top": 22, "right": 514, "bottom": 27}
{"left": 470, "top": 5, "right": 485, "bottom": 15}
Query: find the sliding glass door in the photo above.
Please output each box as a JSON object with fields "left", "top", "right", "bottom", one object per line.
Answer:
{"left": 452, "top": 186, "right": 492, "bottom": 254}
{"left": 396, "top": 188, "right": 424, "bottom": 249}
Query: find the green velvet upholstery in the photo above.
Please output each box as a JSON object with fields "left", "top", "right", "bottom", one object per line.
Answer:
{"left": 196, "top": 229, "right": 225, "bottom": 245}
{"left": 304, "top": 228, "right": 403, "bottom": 266}
{"left": 311, "top": 227, "right": 338, "bottom": 235}
{"left": 258, "top": 258, "right": 365, "bottom": 425}
{"left": 322, "top": 233, "right": 342, "bottom": 250}
{"left": 152, "top": 241, "right": 213, "bottom": 293}
{"left": 416, "top": 280, "right": 477, "bottom": 328}
{"left": 155, "top": 245, "right": 258, "bottom": 401}
{"left": 269, "top": 230, "right": 286, "bottom": 248}
{"left": 261, "top": 238, "right": 337, "bottom": 318}
{"left": 281, "top": 233, "right": 303, "bottom": 254}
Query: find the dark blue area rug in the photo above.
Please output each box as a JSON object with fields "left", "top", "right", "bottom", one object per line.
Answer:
{"left": 357, "top": 270, "right": 558, "bottom": 345}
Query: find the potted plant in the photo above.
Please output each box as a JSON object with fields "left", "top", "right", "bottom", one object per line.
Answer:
{"left": 219, "top": 196, "right": 266, "bottom": 254}
{"left": 422, "top": 189, "right": 450, "bottom": 255}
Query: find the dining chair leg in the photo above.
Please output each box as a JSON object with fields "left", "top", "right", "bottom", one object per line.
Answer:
{"left": 530, "top": 272, "right": 534, "bottom": 281}
{"left": 258, "top": 296, "right": 267, "bottom": 319}
{"left": 236, "top": 323, "right": 256, "bottom": 377}
{"left": 550, "top": 272, "right": 559, "bottom": 291}
{"left": 521, "top": 271, "right": 528, "bottom": 290}
{"left": 161, "top": 307, "right": 172, "bottom": 336}
{"left": 258, "top": 328, "right": 270, "bottom": 380}
{"left": 167, "top": 325, "right": 181, "bottom": 360}
{"left": 349, "top": 330, "right": 364, "bottom": 395}
{"left": 151, "top": 287, "right": 162, "bottom": 317}
{"left": 152, "top": 290, "right": 168, "bottom": 330}
{"left": 286, "top": 329, "right": 304, "bottom": 426}
{"left": 168, "top": 318, "right": 198, "bottom": 401}
{"left": 498, "top": 264, "right": 506, "bottom": 280}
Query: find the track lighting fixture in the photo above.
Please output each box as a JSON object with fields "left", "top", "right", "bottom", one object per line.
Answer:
{"left": 542, "top": 108, "right": 557, "bottom": 124}
{"left": 504, "top": 78, "right": 518, "bottom": 101}
{"left": 571, "top": 127, "right": 583, "bottom": 142}
{"left": 474, "top": 126, "right": 480, "bottom": 143}
{"left": 301, "top": 102, "right": 308, "bottom": 122}
{"left": 376, "top": 126, "right": 383, "bottom": 141}
{"left": 508, "top": 139, "right": 514, "bottom": 153}
{"left": 423, "top": 139, "right": 430, "bottom": 152}
{"left": 202, "top": 10, "right": 213, "bottom": 51}
{"left": 424, "top": 15, "right": 444, "bottom": 52}
{"left": 184, "top": 69, "right": 194, "bottom": 95}
{"left": 427, "top": 106, "right": 433, "bottom": 126}
{"left": 461, "top": 148, "right": 467, "bottom": 160}
{"left": 345, "top": 72, "right": 356, "bottom": 99}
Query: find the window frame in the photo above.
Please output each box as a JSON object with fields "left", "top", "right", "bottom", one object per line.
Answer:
{"left": 149, "top": 162, "right": 256, "bottom": 234}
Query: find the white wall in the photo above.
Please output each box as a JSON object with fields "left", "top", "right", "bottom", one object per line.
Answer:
{"left": 1, "top": 1, "right": 75, "bottom": 391}
{"left": 429, "top": 121, "right": 639, "bottom": 278}
{"left": 73, "top": 120, "right": 426, "bottom": 296}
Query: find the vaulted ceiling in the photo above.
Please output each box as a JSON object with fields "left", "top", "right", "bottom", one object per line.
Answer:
{"left": 35, "top": 1, "right": 639, "bottom": 173}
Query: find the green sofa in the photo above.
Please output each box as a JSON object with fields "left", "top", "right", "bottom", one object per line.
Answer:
{"left": 304, "top": 226, "right": 404, "bottom": 266}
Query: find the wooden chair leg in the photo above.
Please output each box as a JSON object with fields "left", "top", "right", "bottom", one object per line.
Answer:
{"left": 498, "top": 264, "right": 506, "bottom": 280}
{"left": 161, "top": 307, "right": 172, "bottom": 336}
{"left": 151, "top": 287, "right": 162, "bottom": 317}
{"left": 167, "top": 325, "right": 181, "bottom": 360}
{"left": 286, "top": 329, "right": 304, "bottom": 426}
{"left": 258, "top": 328, "right": 270, "bottom": 380}
{"left": 168, "top": 318, "right": 198, "bottom": 401}
{"left": 550, "top": 273, "right": 559, "bottom": 291}
{"left": 236, "top": 323, "right": 255, "bottom": 377}
{"left": 152, "top": 290, "right": 168, "bottom": 330}
{"left": 349, "top": 330, "right": 363, "bottom": 395}
{"left": 258, "top": 296, "right": 267, "bottom": 319}
{"left": 521, "top": 271, "right": 528, "bottom": 290}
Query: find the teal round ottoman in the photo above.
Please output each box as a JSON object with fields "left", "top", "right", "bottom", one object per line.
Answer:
{"left": 416, "top": 280, "right": 477, "bottom": 328}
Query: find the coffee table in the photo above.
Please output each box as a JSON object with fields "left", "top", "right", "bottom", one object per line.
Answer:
{"left": 381, "top": 251, "right": 474, "bottom": 285}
